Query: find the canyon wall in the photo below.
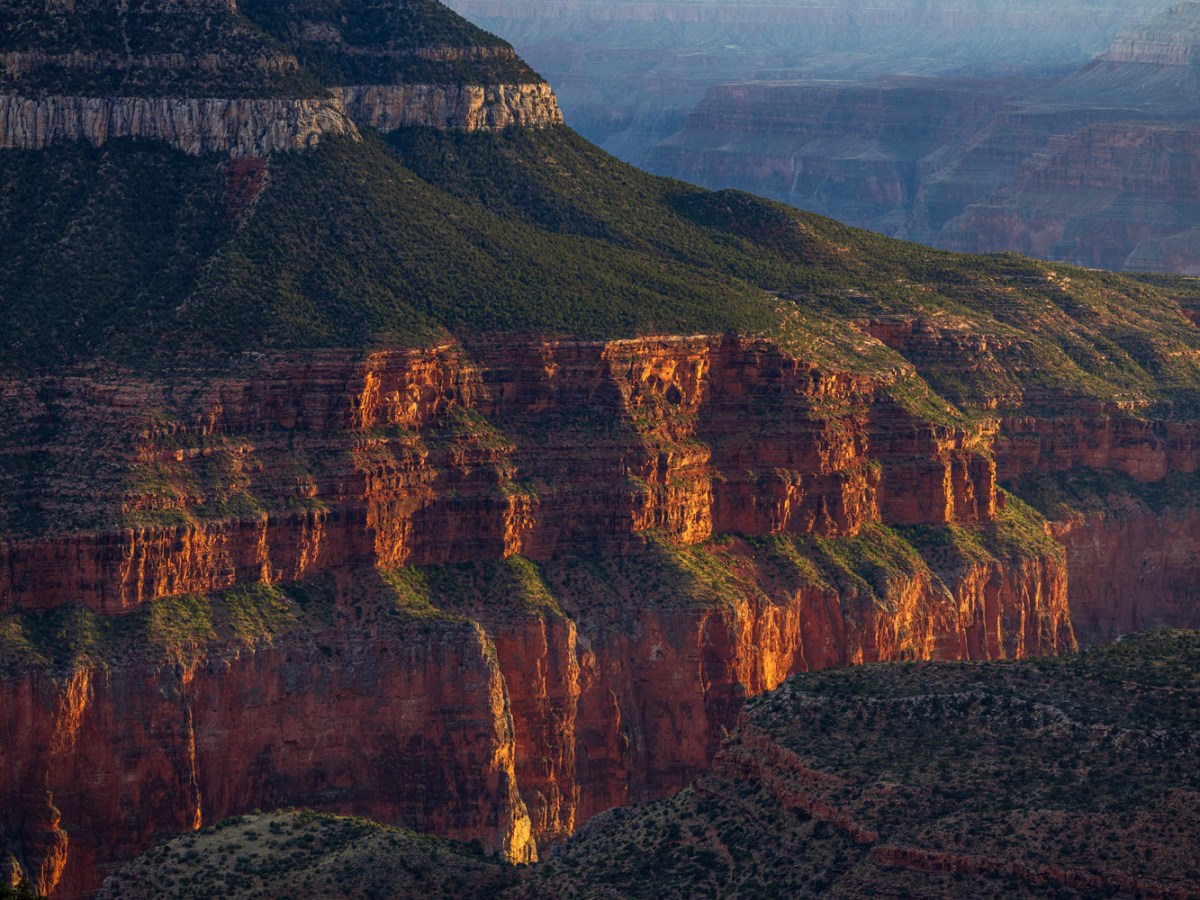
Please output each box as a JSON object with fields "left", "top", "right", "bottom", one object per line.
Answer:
{"left": 2, "top": 542, "right": 1072, "bottom": 898}
{"left": 0, "top": 615, "right": 536, "bottom": 899}
{"left": 995, "top": 413, "right": 1200, "bottom": 645}
{"left": 335, "top": 83, "right": 562, "bottom": 132}
{"left": 0, "top": 95, "right": 358, "bottom": 156}
{"left": 645, "top": 79, "right": 1012, "bottom": 234}
{"left": 0, "top": 84, "right": 562, "bottom": 155}
{"left": 1052, "top": 508, "right": 1200, "bottom": 644}
{"left": 4, "top": 338, "right": 1199, "bottom": 897}
{"left": 939, "top": 122, "right": 1200, "bottom": 270}
{"left": 0, "top": 334, "right": 1080, "bottom": 897}
{"left": 0, "top": 336, "right": 997, "bottom": 614}
{"left": 448, "top": 0, "right": 1157, "bottom": 165}
{"left": 630, "top": 3, "right": 1200, "bottom": 271}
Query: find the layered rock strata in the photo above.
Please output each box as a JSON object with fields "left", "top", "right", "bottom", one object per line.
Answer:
{"left": 2, "top": 541, "right": 1072, "bottom": 898}
{"left": 0, "top": 336, "right": 1000, "bottom": 614}
{"left": 0, "top": 83, "right": 562, "bottom": 155}
{"left": 0, "top": 94, "right": 357, "bottom": 156}
{"left": 0, "top": 334, "right": 1079, "bottom": 897}
{"left": 0, "top": 0, "right": 563, "bottom": 155}
{"left": 525, "top": 636, "right": 1200, "bottom": 897}
{"left": 336, "top": 82, "right": 562, "bottom": 132}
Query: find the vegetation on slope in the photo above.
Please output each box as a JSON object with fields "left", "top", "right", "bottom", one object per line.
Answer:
{"left": 5, "top": 121, "right": 1200, "bottom": 420}
{"left": 0, "top": 569, "right": 483, "bottom": 676}
{"left": 239, "top": 0, "right": 541, "bottom": 85}
{"left": 387, "top": 126, "right": 1200, "bottom": 414}
{"left": 0, "top": 0, "right": 325, "bottom": 97}
{"left": 521, "top": 630, "right": 1200, "bottom": 898}
{"left": 0, "top": 0, "right": 535, "bottom": 95}
{"left": 94, "top": 809, "right": 520, "bottom": 900}
{"left": 1013, "top": 467, "right": 1200, "bottom": 522}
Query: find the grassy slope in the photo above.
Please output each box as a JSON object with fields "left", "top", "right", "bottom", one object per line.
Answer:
{"left": 4, "top": 124, "right": 1200, "bottom": 420}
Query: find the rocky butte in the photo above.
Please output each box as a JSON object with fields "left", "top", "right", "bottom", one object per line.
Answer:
{"left": 1, "top": 1, "right": 1200, "bottom": 898}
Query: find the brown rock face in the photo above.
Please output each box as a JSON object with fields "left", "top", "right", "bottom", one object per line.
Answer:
{"left": 0, "top": 336, "right": 999, "bottom": 614}
{"left": 0, "top": 334, "right": 1081, "bottom": 898}
{"left": 996, "top": 413, "right": 1200, "bottom": 645}
{"left": 996, "top": 414, "right": 1200, "bottom": 483}
{"left": 1052, "top": 508, "right": 1200, "bottom": 644}
{"left": 1, "top": 542, "right": 1071, "bottom": 898}
{"left": 0, "top": 616, "right": 536, "bottom": 899}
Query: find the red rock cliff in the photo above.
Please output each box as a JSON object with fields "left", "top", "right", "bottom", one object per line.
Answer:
{"left": 0, "top": 334, "right": 1078, "bottom": 897}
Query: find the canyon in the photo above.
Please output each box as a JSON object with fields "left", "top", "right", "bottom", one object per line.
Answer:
{"left": 448, "top": 0, "right": 1159, "bottom": 163}
{"left": 520, "top": 0, "right": 1200, "bottom": 274}
{"left": 5, "top": 334, "right": 1199, "bottom": 897}
{"left": 2, "top": 1, "right": 1200, "bottom": 898}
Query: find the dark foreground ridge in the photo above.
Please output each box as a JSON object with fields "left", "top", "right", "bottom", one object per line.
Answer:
{"left": 99, "top": 630, "right": 1200, "bottom": 899}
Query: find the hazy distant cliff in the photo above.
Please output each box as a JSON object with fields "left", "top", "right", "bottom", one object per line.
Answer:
{"left": 447, "top": 0, "right": 1161, "bottom": 161}
{"left": 641, "top": 1, "right": 1200, "bottom": 275}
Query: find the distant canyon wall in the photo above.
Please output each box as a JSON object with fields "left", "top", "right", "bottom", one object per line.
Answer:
{"left": 532, "top": 2, "right": 1200, "bottom": 274}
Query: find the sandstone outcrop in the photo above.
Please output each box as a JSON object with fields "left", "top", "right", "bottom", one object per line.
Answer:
{"left": 336, "top": 82, "right": 561, "bottom": 132}
{"left": 0, "top": 336, "right": 1002, "bottom": 614}
{"left": 0, "top": 82, "right": 562, "bottom": 154}
{"left": 0, "top": 94, "right": 357, "bottom": 156}
{"left": 1, "top": 541, "right": 1072, "bottom": 897}
{"left": 1052, "top": 508, "right": 1200, "bottom": 644}
{"left": 1103, "top": 1, "right": 1200, "bottom": 66}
